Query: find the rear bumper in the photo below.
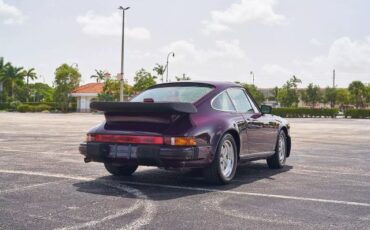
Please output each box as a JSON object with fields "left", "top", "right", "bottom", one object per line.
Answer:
{"left": 79, "top": 142, "right": 213, "bottom": 168}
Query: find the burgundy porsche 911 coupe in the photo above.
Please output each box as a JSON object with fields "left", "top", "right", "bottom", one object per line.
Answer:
{"left": 79, "top": 81, "right": 291, "bottom": 184}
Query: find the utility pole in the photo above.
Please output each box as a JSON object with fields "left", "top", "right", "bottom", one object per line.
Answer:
{"left": 166, "top": 52, "right": 175, "bottom": 82}
{"left": 119, "top": 6, "right": 130, "bottom": 102}
{"left": 333, "top": 69, "right": 336, "bottom": 88}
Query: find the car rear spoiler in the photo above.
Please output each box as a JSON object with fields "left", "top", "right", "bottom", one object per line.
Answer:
{"left": 90, "top": 102, "right": 198, "bottom": 115}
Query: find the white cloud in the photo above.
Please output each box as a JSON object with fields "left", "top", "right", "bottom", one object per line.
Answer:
{"left": 0, "top": 0, "right": 24, "bottom": 24}
{"left": 203, "top": 0, "right": 286, "bottom": 34}
{"left": 301, "top": 36, "right": 370, "bottom": 74}
{"left": 162, "top": 39, "right": 245, "bottom": 63}
{"left": 160, "top": 40, "right": 251, "bottom": 82}
{"left": 76, "top": 11, "right": 150, "bottom": 40}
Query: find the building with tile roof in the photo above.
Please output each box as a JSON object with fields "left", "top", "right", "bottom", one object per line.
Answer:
{"left": 70, "top": 83, "right": 103, "bottom": 112}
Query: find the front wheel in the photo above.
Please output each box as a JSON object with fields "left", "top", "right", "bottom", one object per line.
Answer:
{"left": 203, "top": 134, "right": 237, "bottom": 185}
{"left": 104, "top": 163, "right": 138, "bottom": 176}
{"left": 267, "top": 130, "right": 287, "bottom": 169}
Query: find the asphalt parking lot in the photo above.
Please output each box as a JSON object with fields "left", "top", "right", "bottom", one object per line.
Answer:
{"left": 0, "top": 112, "right": 369, "bottom": 230}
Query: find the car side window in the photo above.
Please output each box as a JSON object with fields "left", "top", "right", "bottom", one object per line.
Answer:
{"left": 211, "top": 91, "right": 236, "bottom": 112}
{"left": 244, "top": 91, "right": 260, "bottom": 113}
{"left": 227, "top": 88, "right": 254, "bottom": 113}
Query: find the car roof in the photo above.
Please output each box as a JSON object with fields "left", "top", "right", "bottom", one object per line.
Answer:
{"left": 148, "top": 81, "right": 241, "bottom": 91}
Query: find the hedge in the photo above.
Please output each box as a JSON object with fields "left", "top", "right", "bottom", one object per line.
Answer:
{"left": 0, "top": 103, "right": 10, "bottom": 110}
{"left": 272, "top": 108, "right": 339, "bottom": 118}
{"left": 16, "top": 104, "right": 52, "bottom": 113}
{"left": 344, "top": 109, "right": 370, "bottom": 119}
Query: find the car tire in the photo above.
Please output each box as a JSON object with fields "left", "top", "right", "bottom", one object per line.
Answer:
{"left": 203, "top": 134, "right": 237, "bottom": 185}
{"left": 267, "top": 130, "right": 287, "bottom": 169}
{"left": 104, "top": 163, "right": 138, "bottom": 176}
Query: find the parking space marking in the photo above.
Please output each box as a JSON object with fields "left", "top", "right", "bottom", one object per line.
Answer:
{"left": 0, "top": 179, "right": 70, "bottom": 194}
{"left": 0, "top": 148, "right": 78, "bottom": 157}
{"left": 0, "top": 169, "right": 155, "bottom": 230}
{"left": 206, "top": 196, "right": 304, "bottom": 227}
{"left": 1, "top": 169, "right": 369, "bottom": 208}
{"left": 55, "top": 200, "right": 141, "bottom": 230}
{"left": 296, "top": 154, "right": 370, "bottom": 161}
{"left": 118, "top": 181, "right": 370, "bottom": 207}
{"left": 293, "top": 166, "right": 370, "bottom": 177}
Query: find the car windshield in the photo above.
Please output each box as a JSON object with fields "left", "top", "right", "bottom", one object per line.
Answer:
{"left": 131, "top": 86, "right": 214, "bottom": 103}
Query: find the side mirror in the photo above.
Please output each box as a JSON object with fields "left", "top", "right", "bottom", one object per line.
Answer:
{"left": 260, "top": 105, "right": 272, "bottom": 114}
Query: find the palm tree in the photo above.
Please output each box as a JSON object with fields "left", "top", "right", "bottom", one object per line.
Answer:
{"left": 153, "top": 64, "right": 165, "bottom": 83}
{"left": 90, "top": 69, "right": 108, "bottom": 83}
{"left": 24, "top": 68, "right": 37, "bottom": 85}
{"left": 0, "top": 64, "right": 25, "bottom": 99}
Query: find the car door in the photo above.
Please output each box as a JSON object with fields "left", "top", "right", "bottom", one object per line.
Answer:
{"left": 243, "top": 90, "right": 279, "bottom": 153}
{"left": 211, "top": 90, "right": 249, "bottom": 156}
{"left": 227, "top": 88, "right": 264, "bottom": 156}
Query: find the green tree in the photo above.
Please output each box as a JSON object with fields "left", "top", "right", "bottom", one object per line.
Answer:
{"left": 301, "top": 83, "right": 322, "bottom": 108}
{"left": 277, "top": 76, "right": 301, "bottom": 107}
{"left": 0, "top": 63, "right": 25, "bottom": 100}
{"left": 29, "top": 83, "right": 54, "bottom": 102}
{"left": 336, "top": 88, "right": 350, "bottom": 107}
{"left": 242, "top": 84, "right": 265, "bottom": 105}
{"left": 175, "top": 73, "right": 191, "bottom": 81}
{"left": 90, "top": 69, "right": 109, "bottom": 83}
{"left": 323, "top": 87, "right": 337, "bottom": 108}
{"left": 133, "top": 68, "right": 157, "bottom": 92}
{"left": 0, "top": 57, "right": 7, "bottom": 102}
{"left": 348, "top": 81, "right": 367, "bottom": 108}
{"left": 53, "top": 64, "right": 81, "bottom": 112}
{"left": 101, "top": 79, "right": 132, "bottom": 101}
{"left": 153, "top": 64, "right": 165, "bottom": 83}
{"left": 23, "top": 68, "right": 37, "bottom": 102}
{"left": 366, "top": 84, "right": 370, "bottom": 104}
{"left": 24, "top": 68, "right": 37, "bottom": 85}
{"left": 269, "top": 86, "right": 279, "bottom": 101}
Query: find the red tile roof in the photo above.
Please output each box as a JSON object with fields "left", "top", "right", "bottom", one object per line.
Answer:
{"left": 72, "top": 83, "right": 104, "bottom": 94}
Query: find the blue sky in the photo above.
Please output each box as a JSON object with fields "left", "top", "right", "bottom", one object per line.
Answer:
{"left": 1, "top": 0, "right": 370, "bottom": 88}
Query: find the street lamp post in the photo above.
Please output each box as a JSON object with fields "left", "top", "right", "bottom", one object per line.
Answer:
{"left": 119, "top": 6, "right": 130, "bottom": 102}
{"left": 250, "top": 71, "right": 255, "bottom": 85}
{"left": 165, "top": 52, "right": 175, "bottom": 82}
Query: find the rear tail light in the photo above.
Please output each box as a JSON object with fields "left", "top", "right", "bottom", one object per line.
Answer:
{"left": 87, "top": 134, "right": 163, "bottom": 145}
{"left": 164, "top": 137, "right": 197, "bottom": 146}
{"left": 86, "top": 134, "right": 197, "bottom": 146}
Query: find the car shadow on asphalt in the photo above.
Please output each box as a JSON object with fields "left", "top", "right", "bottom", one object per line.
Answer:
{"left": 73, "top": 162, "right": 293, "bottom": 201}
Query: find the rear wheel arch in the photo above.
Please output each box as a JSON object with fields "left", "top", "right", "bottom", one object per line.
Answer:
{"left": 224, "top": 129, "right": 240, "bottom": 160}
{"left": 280, "top": 126, "right": 291, "bottom": 157}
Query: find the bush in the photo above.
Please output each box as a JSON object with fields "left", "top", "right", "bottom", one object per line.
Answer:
{"left": 272, "top": 108, "right": 338, "bottom": 118}
{"left": 9, "top": 101, "right": 22, "bottom": 111}
{"left": 34, "top": 104, "right": 51, "bottom": 112}
{"left": 16, "top": 103, "right": 51, "bottom": 113}
{"left": 344, "top": 109, "right": 370, "bottom": 119}
{"left": 0, "top": 103, "right": 10, "bottom": 110}
{"left": 16, "top": 104, "right": 31, "bottom": 113}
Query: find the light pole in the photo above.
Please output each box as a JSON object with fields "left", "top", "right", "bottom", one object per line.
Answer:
{"left": 119, "top": 6, "right": 130, "bottom": 101}
{"left": 165, "top": 52, "right": 175, "bottom": 82}
{"left": 250, "top": 71, "right": 255, "bottom": 85}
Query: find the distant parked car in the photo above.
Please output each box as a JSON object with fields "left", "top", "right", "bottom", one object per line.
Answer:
{"left": 79, "top": 81, "right": 291, "bottom": 184}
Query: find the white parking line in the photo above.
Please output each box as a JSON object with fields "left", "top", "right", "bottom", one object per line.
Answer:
{"left": 0, "top": 169, "right": 155, "bottom": 230}
{"left": 0, "top": 179, "right": 69, "bottom": 194}
{"left": 0, "top": 169, "right": 369, "bottom": 208}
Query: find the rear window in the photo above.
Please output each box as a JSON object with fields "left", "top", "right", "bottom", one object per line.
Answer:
{"left": 211, "top": 91, "right": 236, "bottom": 112}
{"left": 131, "top": 86, "right": 213, "bottom": 103}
